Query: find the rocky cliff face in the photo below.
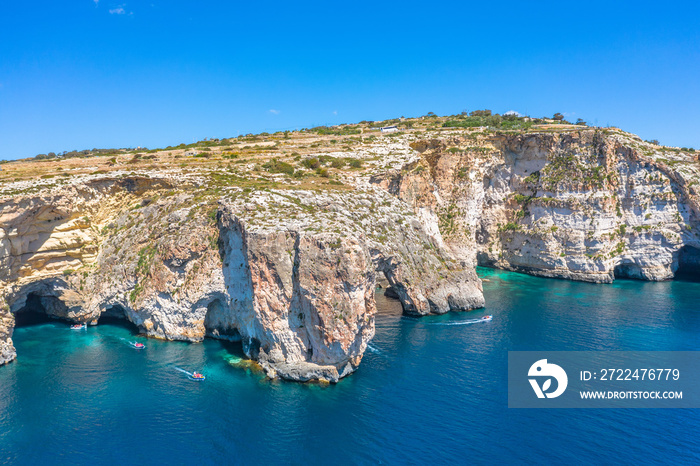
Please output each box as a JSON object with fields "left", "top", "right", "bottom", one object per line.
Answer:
{"left": 0, "top": 169, "right": 483, "bottom": 381}
{"left": 0, "top": 308, "right": 15, "bottom": 366}
{"left": 217, "top": 212, "right": 375, "bottom": 381}
{"left": 373, "top": 128, "right": 700, "bottom": 283}
{"left": 1, "top": 123, "right": 697, "bottom": 381}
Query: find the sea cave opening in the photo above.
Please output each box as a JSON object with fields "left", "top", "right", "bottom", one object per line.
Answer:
{"left": 98, "top": 304, "right": 140, "bottom": 333}
{"left": 203, "top": 298, "right": 248, "bottom": 364}
{"left": 376, "top": 269, "right": 401, "bottom": 302}
{"left": 676, "top": 245, "right": 700, "bottom": 281}
{"left": 204, "top": 298, "right": 241, "bottom": 342}
{"left": 613, "top": 263, "right": 644, "bottom": 280}
{"left": 12, "top": 293, "right": 58, "bottom": 327}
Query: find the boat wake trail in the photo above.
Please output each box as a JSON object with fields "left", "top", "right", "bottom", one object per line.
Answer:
{"left": 174, "top": 366, "right": 206, "bottom": 380}
{"left": 174, "top": 366, "right": 194, "bottom": 377}
{"left": 429, "top": 318, "right": 492, "bottom": 326}
{"left": 120, "top": 337, "right": 145, "bottom": 349}
{"left": 367, "top": 343, "right": 383, "bottom": 354}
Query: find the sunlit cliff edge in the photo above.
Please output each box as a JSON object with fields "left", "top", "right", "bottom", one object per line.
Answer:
{"left": 1, "top": 113, "right": 698, "bottom": 381}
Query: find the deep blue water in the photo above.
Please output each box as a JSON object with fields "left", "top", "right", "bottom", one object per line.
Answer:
{"left": 2, "top": 268, "right": 700, "bottom": 464}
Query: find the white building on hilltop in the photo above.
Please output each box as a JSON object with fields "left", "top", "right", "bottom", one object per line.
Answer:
{"left": 380, "top": 126, "right": 399, "bottom": 133}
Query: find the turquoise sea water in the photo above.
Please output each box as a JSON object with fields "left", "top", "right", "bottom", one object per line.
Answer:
{"left": 2, "top": 268, "right": 700, "bottom": 464}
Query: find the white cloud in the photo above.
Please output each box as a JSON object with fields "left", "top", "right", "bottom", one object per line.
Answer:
{"left": 333, "top": 110, "right": 338, "bottom": 115}
{"left": 109, "top": 6, "right": 125, "bottom": 14}
{"left": 269, "top": 109, "right": 280, "bottom": 115}
{"left": 93, "top": 0, "right": 99, "bottom": 5}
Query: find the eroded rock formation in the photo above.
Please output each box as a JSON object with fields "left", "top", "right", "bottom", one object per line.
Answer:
{"left": 373, "top": 129, "right": 700, "bottom": 283}
{"left": 2, "top": 125, "right": 698, "bottom": 381}
{"left": 0, "top": 174, "right": 483, "bottom": 381}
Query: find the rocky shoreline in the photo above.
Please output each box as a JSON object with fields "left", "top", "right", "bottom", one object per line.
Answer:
{"left": 1, "top": 120, "right": 698, "bottom": 380}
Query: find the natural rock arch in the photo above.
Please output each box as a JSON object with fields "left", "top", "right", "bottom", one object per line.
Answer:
{"left": 98, "top": 304, "right": 141, "bottom": 333}
{"left": 9, "top": 279, "right": 83, "bottom": 326}
{"left": 203, "top": 297, "right": 241, "bottom": 341}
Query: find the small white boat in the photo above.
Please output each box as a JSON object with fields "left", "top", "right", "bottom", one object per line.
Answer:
{"left": 70, "top": 323, "right": 87, "bottom": 330}
{"left": 129, "top": 341, "right": 146, "bottom": 349}
{"left": 481, "top": 315, "right": 493, "bottom": 322}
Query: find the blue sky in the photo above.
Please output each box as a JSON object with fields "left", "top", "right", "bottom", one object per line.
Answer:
{"left": 1, "top": 1, "right": 699, "bottom": 159}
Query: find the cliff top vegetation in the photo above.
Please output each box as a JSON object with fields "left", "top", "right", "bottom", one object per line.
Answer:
{"left": 0, "top": 112, "right": 697, "bottom": 201}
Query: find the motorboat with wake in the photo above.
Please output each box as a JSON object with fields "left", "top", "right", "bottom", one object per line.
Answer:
{"left": 70, "top": 323, "right": 87, "bottom": 330}
{"left": 174, "top": 366, "right": 206, "bottom": 381}
{"left": 425, "top": 314, "right": 494, "bottom": 326}
{"left": 129, "top": 341, "right": 146, "bottom": 349}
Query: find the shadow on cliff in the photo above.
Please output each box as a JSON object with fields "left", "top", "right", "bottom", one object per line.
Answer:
{"left": 13, "top": 292, "right": 68, "bottom": 328}
{"left": 675, "top": 245, "right": 700, "bottom": 283}
{"left": 97, "top": 314, "right": 141, "bottom": 334}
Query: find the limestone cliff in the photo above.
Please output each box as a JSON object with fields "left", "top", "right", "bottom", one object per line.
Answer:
{"left": 0, "top": 170, "right": 482, "bottom": 381}
{"left": 373, "top": 128, "right": 700, "bottom": 283}
{"left": 1, "top": 118, "right": 697, "bottom": 381}
{"left": 0, "top": 308, "right": 14, "bottom": 366}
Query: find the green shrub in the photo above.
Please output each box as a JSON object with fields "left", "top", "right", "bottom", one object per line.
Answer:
{"left": 523, "top": 171, "right": 540, "bottom": 184}
{"left": 443, "top": 117, "right": 485, "bottom": 128}
{"left": 443, "top": 114, "right": 531, "bottom": 130}
{"left": 207, "top": 208, "right": 218, "bottom": 223}
{"left": 263, "top": 159, "right": 295, "bottom": 175}
{"left": 302, "top": 157, "right": 320, "bottom": 169}
{"left": 513, "top": 193, "right": 531, "bottom": 204}
{"left": 499, "top": 222, "right": 521, "bottom": 232}
{"left": 470, "top": 110, "right": 492, "bottom": 117}
{"left": 310, "top": 125, "right": 361, "bottom": 136}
